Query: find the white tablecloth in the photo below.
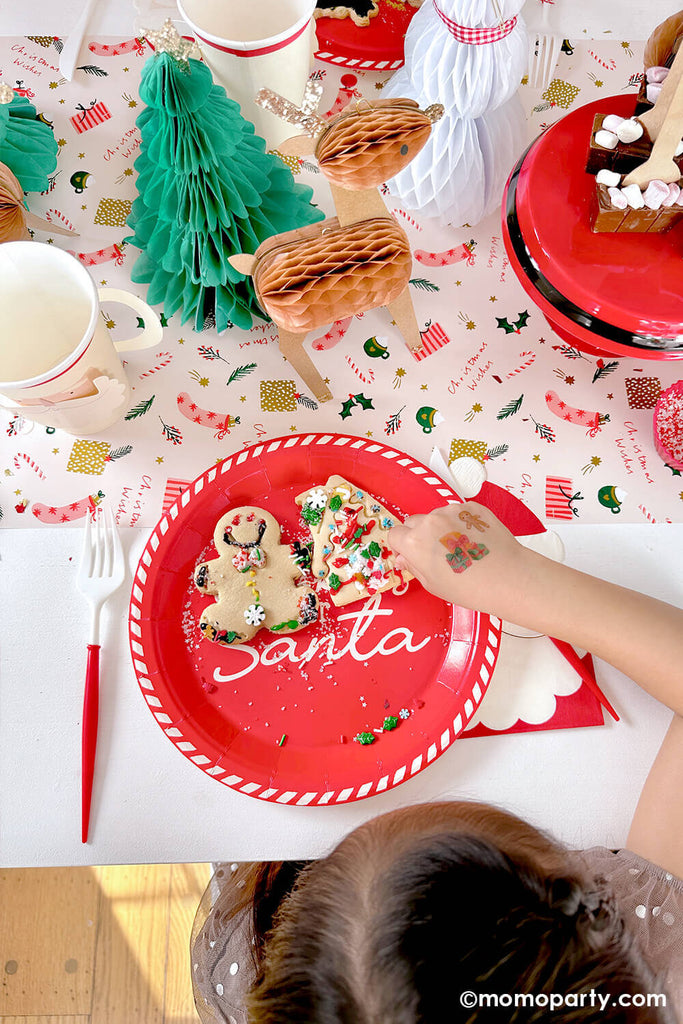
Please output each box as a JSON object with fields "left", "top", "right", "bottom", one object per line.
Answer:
{"left": 1, "top": 523, "right": 679, "bottom": 866}
{"left": 2, "top": 1, "right": 681, "bottom": 868}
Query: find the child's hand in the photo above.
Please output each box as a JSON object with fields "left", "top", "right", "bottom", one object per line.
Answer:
{"left": 388, "top": 502, "right": 532, "bottom": 619}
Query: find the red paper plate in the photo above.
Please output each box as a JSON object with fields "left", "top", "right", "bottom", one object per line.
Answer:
{"left": 129, "top": 433, "right": 501, "bottom": 805}
{"left": 503, "top": 95, "right": 683, "bottom": 360}
{"left": 314, "top": 1, "right": 419, "bottom": 71}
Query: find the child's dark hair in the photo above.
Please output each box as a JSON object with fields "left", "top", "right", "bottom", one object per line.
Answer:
{"left": 238, "top": 804, "right": 673, "bottom": 1023}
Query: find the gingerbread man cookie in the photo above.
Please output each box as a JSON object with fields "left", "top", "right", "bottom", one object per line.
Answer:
{"left": 194, "top": 507, "right": 318, "bottom": 646}
{"left": 315, "top": 0, "right": 379, "bottom": 28}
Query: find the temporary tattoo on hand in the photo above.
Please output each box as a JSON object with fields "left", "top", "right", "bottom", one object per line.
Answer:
{"left": 440, "top": 531, "right": 490, "bottom": 573}
{"left": 458, "top": 510, "right": 489, "bottom": 533}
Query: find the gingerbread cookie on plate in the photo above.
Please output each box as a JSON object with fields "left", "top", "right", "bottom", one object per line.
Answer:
{"left": 194, "top": 507, "right": 318, "bottom": 646}
{"left": 315, "top": 0, "right": 379, "bottom": 28}
{"left": 296, "top": 474, "right": 412, "bottom": 606}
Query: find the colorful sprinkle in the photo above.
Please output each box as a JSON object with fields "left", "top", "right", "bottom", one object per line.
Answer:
{"left": 301, "top": 505, "right": 322, "bottom": 526}
{"left": 354, "top": 731, "right": 375, "bottom": 745}
{"left": 383, "top": 716, "right": 399, "bottom": 731}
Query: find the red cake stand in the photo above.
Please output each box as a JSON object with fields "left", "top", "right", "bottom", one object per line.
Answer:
{"left": 502, "top": 95, "right": 683, "bottom": 360}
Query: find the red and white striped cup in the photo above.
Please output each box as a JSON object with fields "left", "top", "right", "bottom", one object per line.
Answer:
{"left": 176, "top": 0, "right": 317, "bottom": 148}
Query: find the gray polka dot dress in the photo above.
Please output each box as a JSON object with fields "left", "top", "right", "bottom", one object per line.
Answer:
{"left": 581, "top": 848, "right": 682, "bottom": 1017}
{"left": 191, "top": 863, "right": 256, "bottom": 1024}
{"left": 191, "top": 851, "right": 683, "bottom": 1022}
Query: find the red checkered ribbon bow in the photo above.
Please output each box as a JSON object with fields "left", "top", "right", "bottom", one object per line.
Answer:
{"left": 433, "top": 1, "right": 517, "bottom": 44}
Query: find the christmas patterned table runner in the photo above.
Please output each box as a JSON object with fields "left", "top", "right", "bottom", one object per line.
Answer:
{"left": 1, "top": 32, "right": 681, "bottom": 529}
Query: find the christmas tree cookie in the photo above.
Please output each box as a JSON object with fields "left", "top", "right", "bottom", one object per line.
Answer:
{"left": 296, "top": 475, "right": 412, "bottom": 607}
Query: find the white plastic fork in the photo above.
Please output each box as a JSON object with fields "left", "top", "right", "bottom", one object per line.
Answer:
{"left": 527, "top": 4, "right": 561, "bottom": 91}
{"left": 76, "top": 502, "right": 125, "bottom": 843}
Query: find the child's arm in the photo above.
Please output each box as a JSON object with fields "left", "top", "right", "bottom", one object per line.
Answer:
{"left": 626, "top": 715, "right": 683, "bottom": 876}
{"left": 388, "top": 502, "right": 683, "bottom": 876}
{"left": 388, "top": 502, "right": 683, "bottom": 713}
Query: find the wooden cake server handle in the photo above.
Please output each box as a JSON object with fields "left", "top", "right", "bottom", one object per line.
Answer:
{"left": 624, "top": 49, "right": 683, "bottom": 187}
{"left": 638, "top": 43, "right": 683, "bottom": 142}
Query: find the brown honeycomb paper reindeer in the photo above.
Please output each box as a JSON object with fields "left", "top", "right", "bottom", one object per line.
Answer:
{"left": 229, "top": 82, "right": 443, "bottom": 403}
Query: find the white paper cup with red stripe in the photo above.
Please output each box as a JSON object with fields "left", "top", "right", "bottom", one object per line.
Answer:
{"left": 0, "top": 242, "right": 162, "bottom": 435}
{"left": 176, "top": 0, "right": 317, "bottom": 148}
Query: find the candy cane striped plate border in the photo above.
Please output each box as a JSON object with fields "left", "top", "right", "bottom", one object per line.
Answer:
{"left": 314, "top": 48, "right": 404, "bottom": 70}
{"left": 129, "top": 433, "right": 502, "bottom": 804}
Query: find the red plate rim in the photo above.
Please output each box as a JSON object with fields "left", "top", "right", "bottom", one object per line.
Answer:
{"left": 128, "top": 433, "right": 502, "bottom": 806}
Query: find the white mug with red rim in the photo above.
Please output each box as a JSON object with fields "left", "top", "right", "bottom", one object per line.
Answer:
{"left": 176, "top": 0, "right": 317, "bottom": 148}
{"left": 0, "top": 242, "right": 163, "bottom": 435}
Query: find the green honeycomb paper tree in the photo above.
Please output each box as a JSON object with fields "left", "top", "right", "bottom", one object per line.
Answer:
{"left": 0, "top": 88, "right": 58, "bottom": 193}
{"left": 126, "top": 46, "right": 323, "bottom": 333}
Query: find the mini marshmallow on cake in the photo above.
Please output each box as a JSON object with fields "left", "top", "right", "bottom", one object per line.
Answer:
{"left": 296, "top": 475, "right": 412, "bottom": 607}
{"left": 587, "top": 112, "right": 683, "bottom": 177}
{"left": 644, "top": 64, "right": 669, "bottom": 105}
{"left": 592, "top": 177, "right": 683, "bottom": 232}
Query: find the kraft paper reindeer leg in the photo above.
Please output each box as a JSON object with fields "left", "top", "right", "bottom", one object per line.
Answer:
{"left": 277, "top": 328, "right": 333, "bottom": 403}
{"left": 385, "top": 285, "right": 422, "bottom": 352}
{"left": 229, "top": 252, "right": 333, "bottom": 403}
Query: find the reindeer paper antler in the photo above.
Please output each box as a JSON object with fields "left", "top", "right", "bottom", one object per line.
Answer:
{"left": 256, "top": 81, "right": 327, "bottom": 138}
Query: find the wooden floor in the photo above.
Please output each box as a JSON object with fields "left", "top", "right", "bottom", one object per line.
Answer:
{"left": 0, "top": 863, "right": 212, "bottom": 1024}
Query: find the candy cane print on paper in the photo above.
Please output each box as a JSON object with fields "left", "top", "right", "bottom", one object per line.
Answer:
{"left": 637, "top": 504, "right": 672, "bottom": 525}
{"left": 32, "top": 491, "right": 104, "bottom": 523}
{"left": 13, "top": 453, "right": 46, "bottom": 479}
{"left": 414, "top": 241, "right": 476, "bottom": 267}
{"left": 544, "top": 390, "right": 609, "bottom": 438}
{"left": 45, "top": 209, "right": 76, "bottom": 233}
{"left": 138, "top": 352, "right": 174, "bottom": 379}
{"left": 506, "top": 351, "right": 536, "bottom": 378}
{"left": 176, "top": 393, "right": 240, "bottom": 439}
{"left": 393, "top": 208, "right": 423, "bottom": 231}
{"left": 345, "top": 355, "right": 375, "bottom": 385}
